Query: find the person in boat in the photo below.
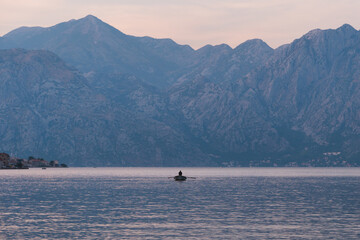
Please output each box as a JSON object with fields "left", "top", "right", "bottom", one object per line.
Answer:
{"left": 178, "top": 170, "right": 182, "bottom": 176}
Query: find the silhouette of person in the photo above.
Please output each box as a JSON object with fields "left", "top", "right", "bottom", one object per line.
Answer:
{"left": 178, "top": 170, "right": 182, "bottom": 176}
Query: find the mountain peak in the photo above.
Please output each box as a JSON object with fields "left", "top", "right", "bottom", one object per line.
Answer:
{"left": 303, "top": 28, "right": 322, "bottom": 40}
{"left": 83, "top": 15, "right": 101, "bottom": 21}
{"left": 235, "top": 39, "right": 271, "bottom": 49}
{"left": 234, "top": 39, "right": 273, "bottom": 56}
{"left": 84, "top": 14, "right": 97, "bottom": 19}
{"left": 303, "top": 24, "right": 358, "bottom": 41}
{"left": 336, "top": 23, "right": 357, "bottom": 33}
{"left": 60, "top": 14, "right": 127, "bottom": 38}
{"left": 77, "top": 14, "right": 104, "bottom": 25}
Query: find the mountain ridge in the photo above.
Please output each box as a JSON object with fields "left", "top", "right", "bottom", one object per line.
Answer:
{"left": 0, "top": 16, "right": 359, "bottom": 166}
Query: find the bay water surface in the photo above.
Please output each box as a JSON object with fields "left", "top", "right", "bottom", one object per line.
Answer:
{"left": 1, "top": 168, "right": 360, "bottom": 239}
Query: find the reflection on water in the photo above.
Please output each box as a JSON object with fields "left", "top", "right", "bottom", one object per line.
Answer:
{"left": 0, "top": 168, "right": 360, "bottom": 239}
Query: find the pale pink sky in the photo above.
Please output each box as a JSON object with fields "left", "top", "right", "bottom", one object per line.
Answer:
{"left": 0, "top": 0, "right": 359, "bottom": 49}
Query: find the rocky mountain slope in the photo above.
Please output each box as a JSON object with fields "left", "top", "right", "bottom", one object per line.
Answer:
{"left": 0, "top": 15, "right": 195, "bottom": 88}
{"left": 0, "top": 16, "right": 359, "bottom": 166}
{"left": 169, "top": 24, "right": 360, "bottom": 165}
{"left": 253, "top": 24, "right": 360, "bottom": 161}
{"left": 0, "top": 49, "right": 211, "bottom": 166}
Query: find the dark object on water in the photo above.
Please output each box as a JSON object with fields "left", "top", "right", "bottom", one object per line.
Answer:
{"left": 174, "top": 175, "right": 187, "bottom": 181}
{"left": 169, "top": 171, "right": 196, "bottom": 181}
{"left": 42, "top": 167, "right": 46, "bottom": 170}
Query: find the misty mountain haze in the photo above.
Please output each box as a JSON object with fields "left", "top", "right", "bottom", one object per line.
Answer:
{"left": 0, "top": 15, "right": 359, "bottom": 166}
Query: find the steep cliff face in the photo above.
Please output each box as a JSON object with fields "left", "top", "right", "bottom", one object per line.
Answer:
{"left": 250, "top": 24, "right": 360, "bottom": 158}
{"left": 167, "top": 24, "right": 360, "bottom": 163}
{"left": 0, "top": 49, "right": 92, "bottom": 163}
{"left": 0, "top": 49, "right": 213, "bottom": 166}
{"left": 168, "top": 40, "right": 281, "bottom": 159}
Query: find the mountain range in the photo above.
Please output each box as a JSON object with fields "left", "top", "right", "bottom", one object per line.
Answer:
{"left": 0, "top": 15, "right": 359, "bottom": 166}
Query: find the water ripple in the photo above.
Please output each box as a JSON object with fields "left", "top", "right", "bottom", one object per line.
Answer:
{"left": 0, "top": 168, "right": 360, "bottom": 239}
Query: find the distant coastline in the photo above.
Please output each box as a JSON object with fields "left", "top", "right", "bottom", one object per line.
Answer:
{"left": 0, "top": 152, "right": 68, "bottom": 169}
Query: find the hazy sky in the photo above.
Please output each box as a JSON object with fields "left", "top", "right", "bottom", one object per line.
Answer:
{"left": 1, "top": 0, "right": 359, "bottom": 49}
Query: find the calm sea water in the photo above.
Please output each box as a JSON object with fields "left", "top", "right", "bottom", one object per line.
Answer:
{"left": 1, "top": 168, "right": 360, "bottom": 239}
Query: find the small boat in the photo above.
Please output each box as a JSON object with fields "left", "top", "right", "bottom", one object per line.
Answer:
{"left": 174, "top": 175, "right": 187, "bottom": 181}
{"left": 169, "top": 170, "right": 196, "bottom": 181}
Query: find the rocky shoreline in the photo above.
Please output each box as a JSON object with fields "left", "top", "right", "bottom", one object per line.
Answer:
{"left": 0, "top": 153, "right": 68, "bottom": 169}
